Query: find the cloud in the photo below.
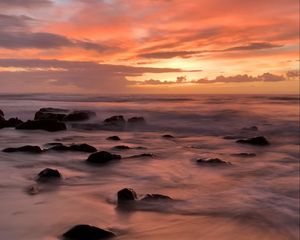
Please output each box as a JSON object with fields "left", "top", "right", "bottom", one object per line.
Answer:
{"left": 138, "top": 50, "right": 200, "bottom": 59}
{"left": 0, "top": 0, "right": 52, "bottom": 9}
{"left": 0, "top": 58, "right": 196, "bottom": 92}
{"left": 135, "top": 73, "right": 286, "bottom": 85}
{"left": 223, "top": 42, "right": 283, "bottom": 52}
{"left": 0, "top": 14, "right": 33, "bottom": 31}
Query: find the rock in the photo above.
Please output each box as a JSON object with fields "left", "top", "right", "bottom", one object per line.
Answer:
{"left": 64, "top": 110, "right": 96, "bottom": 121}
{"left": 112, "top": 145, "right": 130, "bottom": 150}
{"left": 0, "top": 109, "right": 4, "bottom": 117}
{"left": 62, "top": 224, "right": 116, "bottom": 240}
{"left": 162, "top": 134, "right": 175, "bottom": 139}
{"left": 3, "top": 145, "right": 43, "bottom": 153}
{"left": 231, "top": 153, "right": 256, "bottom": 157}
{"left": 86, "top": 151, "right": 121, "bottom": 164}
{"left": 140, "top": 194, "right": 173, "bottom": 202}
{"left": 117, "top": 188, "right": 137, "bottom": 205}
{"left": 0, "top": 118, "right": 23, "bottom": 129}
{"left": 196, "top": 158, "right": 231, "bottom": 166}
{"left": 34, "top": 108, "right": 68, "bottom": 121}
{"left": 127, "top": 117, "right": 145, "bottom": 125}
{"left": 45, "top": 142, "right": 64, "bottom": 146}
{"left": 236, "top": 136, "right": 270, "bottom": 146}
{"left": 106, "top": 136, "right": 121, "bottom": 141}
{"left": 16, "top": 120, "right": 67, "bottom": 132}
{"left": 36, "top": 168, "right": 61, "bottom": 182}
{"left": 103, "top": 115, "right": 125, "bottom": 127}
{"left": 242, "top": 126, "right": 258, "bottom": 131}
{"left": 48, "top": 143, "right": 97, "bottom": 153}
{"left": 127, "top": 153, "right": 154, "bottom": 158}
{"left": 0, "top": 110, "right": 4, "bottom": 122}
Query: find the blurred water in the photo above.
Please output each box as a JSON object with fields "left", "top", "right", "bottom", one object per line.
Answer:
{"left": 0, "top": 94, "right": 299, "bottom": 240}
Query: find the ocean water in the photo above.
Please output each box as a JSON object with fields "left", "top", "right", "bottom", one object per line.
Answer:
{"left": 0, "top": 94, "right": 299, "bottom": 240}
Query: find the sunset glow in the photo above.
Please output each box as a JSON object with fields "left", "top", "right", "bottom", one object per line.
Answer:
{"left": 0, "top": 0, "right": 299, "bottom": 93}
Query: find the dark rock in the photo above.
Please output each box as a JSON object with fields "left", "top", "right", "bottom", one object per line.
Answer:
{"left": 86, "top": 151, "right": 121, "bottom": 164}
{"left": 48, "top": 143, "right": 97, "bottom": 153}
{"left": 106, "top": 136, "right": 121, "bottom": 141}
{"left": 162, "top": 134, "right": 175, "bottom": 139}
{"left": 112, "top": 145, "right": 130, "bottom": 150}
{"left": 127, "top": 117, "right": 145, "bottom": 125}
{"left": 127, "top": 153, "right": 154, "bottom": 158}
{"left": 34, "top": 108, "right": 68, "bottom": 121}
{"left": 103, "top": 115, "right": 125, "bottom": 127}
{"left": 62, "top": 224, "right": 116, "bottom": 240}
{"left": 140, "top": 194, "right": 173, "bottom": 202}
{"left": 117, "top": 188, "right": 137, "bottom": 204}
{"left": 36, "top": 168, "right": 61, "bottom": 182}
{"left": 0, "top": 117, "right": 23, "bottom": 129}
{"left": 16, "top": 120, "right": 66, "bottom": 132}
{"left": 242, "top": 126, "right": 258, "bottom": 131}
{"left": 0, "top": 110, "right": 4, "bottom": 122}
{"left": 0, "top": 109, "right": 4, "bottom": 117}
{"left": 236, "top": 136, "right": 270, "bottom": 146}
{"left": 3, "top": 145, "right": 43, "bottom": 153}
{"left": 45, "top": 142, "right": 64, "bottom": 146}
{"left": 196, "top": 158, "right": 231, "bottom": 166}
{"left": 231, "top": 153, "right": 256, "bottom": 157}
{"left": 64, "top": 110, "right": 96, "bottom": 122}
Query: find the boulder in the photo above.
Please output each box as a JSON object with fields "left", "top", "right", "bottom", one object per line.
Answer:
{"left": 127, "top": 117, "right": 145, "bottom": 125}
{"left": 103, "top": 115, "right": 125, "bottom": 127}
{"left": 196, "top": 158, "right": 231, "bottom": 166}
{"left": 64, "top": 110, "right": 96, "bottom": 122}
{"left": 16, "top": 120, "right": 66, "bottom": 132}
{"left": 3, "top": 145, "right": 43, "bottom": 153}
{"left": 0, "top": 117, "right": 23, "bottom": 129}
{"left": 62, "top": 224, "right": 116, "bottom": 240}
{"left": 106, "top": 136, "right": 121, "bottom": 141}
{"left": 112, "top": 145, "right": 130, "bottom": 150}
{"left": 117, "top": 188, "right": 137, "bottom": 205}
{"left": 36, "top": 168, "right": 62, "bottom": 182}
{"left": 48, "top": 143, "right": 97, "bottom": 153}
{"left": 86, "top": 151, "right": 121, "bottom": 164}
{"left": 236, "top": 136, "right": 270, "bottom": 146}
{"left": 162, "top": 134, "right": 175, "bottom": 139}
{"left": 140, "top": 194, "right": 173, "bottom": 202}
{"left": 34, "top": 108, "right": 68, "bottom": 121}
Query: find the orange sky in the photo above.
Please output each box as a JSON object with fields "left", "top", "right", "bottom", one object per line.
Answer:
{"left": 0, "top": 0, "right": 299, "bottom": 93}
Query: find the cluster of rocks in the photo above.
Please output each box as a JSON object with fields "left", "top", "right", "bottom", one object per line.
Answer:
{"left": 103, "top": 115, "right": 145, "bottom": 129}
{"left": 0, "top": 109, "right": 23, "bottom": 129}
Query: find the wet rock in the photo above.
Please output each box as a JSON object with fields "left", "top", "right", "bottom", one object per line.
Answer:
{"left": 127, "top": 153, "right": 154, "bottom": 158}
{"left": 36, "top": 168, "right": 61, "bottom": 182}
{"left": 127, "top": 116, "right": 145, "bottom": 125}
{"left": 35, "top": 108, "right": 67, "bottom": 121}
{"left": 86, "top": 151, "right": 121, "bottom": 164}
{"left": 3, "top": 145, "right": 43, "bottom": 153}
{"left": 162, "top": 134, "right": 175, "bottom": 139}
{"left": 242, "top": 126, "right": 258, "bottom": 131}
{"left": 0, "top": 117, "right": 23, "bottom": 129}
{"left": 231, "top": 153, "right": 256, "bottom": 157}
{"left": 112, "top": 145, "right": 130, "bottom": 150}
{"left": 64, "top": 110, "right": 96, "bottom": 122}
{"left": 0, "top": 109, "right": 4, "bottom": 118}
{"left": 117, "top": 188, "right": 137, "bottom": 205}
{"left": 62, "top": 224, "right": 116, "bottom": 240}
{"left": 48, "top": 143, "right": 97, "bottom": 153}
{"left": 103, "top": 115, "right": 125, "bottom": 127}
{"left": 236, "top": 136, "right": 270, "bottom": 146}
{"left": 16, "top": 120, "right": 67, "bottom": 132}
{"left": 106, "top": 136, "right": 121, "bottom": 141}
{"left": 196, "top": 158, "right": 231, "bottom": 166}
{"left": 140, "top": 194, "right": 173, "bottom": 202}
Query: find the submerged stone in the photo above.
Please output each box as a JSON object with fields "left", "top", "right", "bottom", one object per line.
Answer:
{"left": 3, "top": 145, "right": 43, "bottom": 153}
{"left": 236, "top": 136, "right": 270, "bottom": 146}
{"left": 106, "top": 136, "right": 121, "bottom": 141}
{"left": 62, "top": 224, "right": 116, "bottom": 240}
{"left": 86, "top": 151, "right": 121, "bottom": 164}
{"left": 36, "top": 168, "right": 62, "bottom": 182}
{"left": 117, "top": 188, "right": 138, "bottom": 205}
{"left": 196, "top": 158, "right": 231, "bottom": 166}
{"left": 140, "top": 194, "right": 173, "bottom": 202}
{"left": 16, "top": 120, "right": 66, "bottom": 132}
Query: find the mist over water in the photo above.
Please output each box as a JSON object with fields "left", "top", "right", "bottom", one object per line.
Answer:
{"left": 0, "top": 94, "right": 299, "bottom": 240}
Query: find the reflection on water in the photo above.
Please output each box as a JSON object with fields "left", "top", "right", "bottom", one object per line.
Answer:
{"left": 0, "top": 94, "right": 299, "bottom": 240}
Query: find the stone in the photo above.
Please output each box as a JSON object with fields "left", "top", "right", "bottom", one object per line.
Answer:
{"left": 62, "top": 224, "right": 116, "bottom": 240}
{"left": 36, "top": 168, "right": 61, "bottom": 182}
{"left": 236, "top": 136, "right": 270, "bottom": 146}
{"left": 103, "top": 115, "right": 125, "bottom": 127}
{"left": 140, "top": 194, "right": 173, "bottom": 201}
{"left": 112, "top": 145, "right": 130, "bottom": 150}
{"left": 48, "top": 143, "right": 97, "bottom": 153}
{"left": 64, "top": 110, "right": 96, "bottom": 121}
{"left": 117, "top": 188, "right": 137, "bottom": 205}
{"left": 196, "top": 158, "right": 231, "bottom": 166}
{"left": 162, "top": 134, "right": 175, "bottom": 139}
{"left": 3, "top": 145, "right": 43, "bottom": 153}
{"left": 16, "top": 120, "right": 67, "bottom": 132}
{"left": 106, "top": 136, "right": 121, "bottom": 141}
{"left": 86, "top": 151, "right": 121, "bottom": 164}
{"left": 34, "top": 108, "right": 68, "bottom": 121}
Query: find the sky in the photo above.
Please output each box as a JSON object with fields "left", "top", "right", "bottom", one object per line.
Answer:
{"left": 0, "top": 0, "right": 299, "bottom": 94}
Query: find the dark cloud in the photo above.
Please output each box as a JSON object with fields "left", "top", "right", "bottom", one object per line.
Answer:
{"left": 286, "top": 70, "right": 299, "bottom": 78}
{"left": 0, "top": 31, "right": 113, "bottom": 52}
{"left": 0, "top": 58, "right": 197, "bottom": 92}
{"left": 0, "top": 14, "right": 33, "bottom": 31}
{"left": 223, "top": 42, "right": 283, "bottom": 52}
{"left": 138, "top": 50, "right": 200, "bottom": 59}
{"left": 135, "top": 73, "right": 286, "bottom": 85}
{"left": 0, "top": 0, "right": 52, "bottom": 8}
